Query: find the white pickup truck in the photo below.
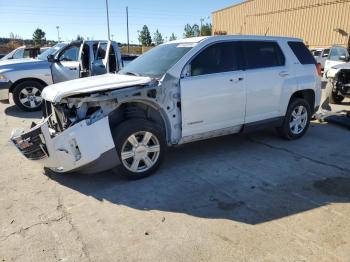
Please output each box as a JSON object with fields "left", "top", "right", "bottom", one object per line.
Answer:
{"left": 0, "top": 40, "right": 122, "bottom": 111}
{"left": 11, "top": 36, "right": 321, "bottom": 179}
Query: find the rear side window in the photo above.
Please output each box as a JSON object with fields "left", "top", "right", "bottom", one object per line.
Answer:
{"left": 191, "top": 42, "right": 242, "bottom": 76}
{"left": 288, "top": 41, "right": 316, "bottom": 64}
{"left": 242, "top": 41, "right": 285, "bottom": 70}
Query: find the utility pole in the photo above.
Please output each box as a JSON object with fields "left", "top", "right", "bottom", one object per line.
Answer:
{"left": 56, "top": 26, "right": 60, "bottom": 42}
{"left": 126, "top": 6, "right": 130, "bottom": 54}
{"left": 105, "top": 0, "right": 111, "bottom": 40}
{"left": 200, "top": 18, "right": 205, "bottom": 36}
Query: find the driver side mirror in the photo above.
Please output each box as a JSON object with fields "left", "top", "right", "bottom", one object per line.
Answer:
{"left": 339, "top": 55, "right": 349, "bottom": 62}
{"left": 47, "top": 54, "right": 57, "bottom": 63}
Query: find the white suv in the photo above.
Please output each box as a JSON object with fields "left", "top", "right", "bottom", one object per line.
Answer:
{"left": 11, "top": 36, "right": 321, "bottom": 179}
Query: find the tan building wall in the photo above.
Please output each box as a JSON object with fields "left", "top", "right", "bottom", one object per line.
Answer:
{"left": 212, "top": 0, "right": 350, "bottom": 48}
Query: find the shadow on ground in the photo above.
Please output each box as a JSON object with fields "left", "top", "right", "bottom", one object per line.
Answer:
{"left": 5, "top": 105, "right": 42, "bottom": 119}
{"left": 46, "top": 127, "right": 350, "bottom": 225}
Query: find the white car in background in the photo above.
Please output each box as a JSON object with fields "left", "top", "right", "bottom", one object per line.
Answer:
{"left": 324, "top": 45, "right": 349, "bottom": 77}
{"left": 312, "top": 48, "right": 330, "bottom": 70}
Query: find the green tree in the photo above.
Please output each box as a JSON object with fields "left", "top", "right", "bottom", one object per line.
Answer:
{"left": 138, "top": 25, "right": 152, "bottom": 46}
{"left": 169, "top": 33, "right": 177, "bottom": 41}
{"left": 76, "top": 35, "right": 84, "bottom": 41}
{"left": 184, "top": 24, "right": 193, "bottom": 38}
{"left": 183, "top": 24, "right": 200, "bottom": 38}
{"left": 201, "top": 23, "right": 212, "bottom": 36}
{"left": 153, "top": 29, "right": 164, "bottom": 45}
{"left": 192, "top": 24, "right": 200, "bottom": 37}
{"left": 32, "top": 28, "right": 46, "bottom": 46}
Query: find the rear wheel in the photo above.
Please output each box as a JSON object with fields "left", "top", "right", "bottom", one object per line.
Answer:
{"left": 277, "top": 98, "right": 311, "bottom": 140}
{"left": 113, "top": 119, "right": 166, "bottom": 179}
{"left": 13, "top": 80, "right": 44, "bottom": 112}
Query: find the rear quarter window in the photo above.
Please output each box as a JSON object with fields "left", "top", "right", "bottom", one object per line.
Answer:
{"left": 288, "top": 41, "right": 316, "bottom": 65}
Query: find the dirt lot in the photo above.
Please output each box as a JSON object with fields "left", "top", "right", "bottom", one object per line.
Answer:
{"left": 0, "top": 97, "right": 350, "bottom": 261}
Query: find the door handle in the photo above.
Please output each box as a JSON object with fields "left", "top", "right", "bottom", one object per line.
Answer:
{"left": 279, "top": 71, "right": 289, "bottom": 77}
{"left": 230, "top": 77, "right": 244, "bottom": 83}
{"left": 69, "top": 67, "right": 77, "bottom": 71}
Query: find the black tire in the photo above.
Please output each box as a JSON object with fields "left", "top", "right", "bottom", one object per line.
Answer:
{"left": 277, "top": 98, "right": 311, "bottom": 140}
{"left": 13, "top": 80, "right": 44, "bottom": 112}
{"left": 325, "top": 81, "right": 345, "bottom": 104}
{"left": 112, "top": 119, "right": 166, "bottom": 180}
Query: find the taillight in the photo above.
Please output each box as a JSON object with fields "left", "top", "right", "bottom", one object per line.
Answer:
{"left": 316, "top": 63, "right": 322, "bottom": 76}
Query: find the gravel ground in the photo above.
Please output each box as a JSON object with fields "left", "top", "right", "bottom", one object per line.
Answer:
{"left": 0, "top": 96, "right": 349, "bottom": 262}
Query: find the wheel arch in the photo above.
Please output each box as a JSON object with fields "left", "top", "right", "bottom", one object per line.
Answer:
{"left": 108, "top": 100, "right": 171, "bottom": 143}
{"left": 9, "top": 78, "right": 48, "bottom": 93}
{"left": 288, "top": 89, "right": 316, "bottom": 113}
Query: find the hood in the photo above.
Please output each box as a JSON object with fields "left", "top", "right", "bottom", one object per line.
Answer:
{"left": 326, "top": 62, "right": 350, "bottom": 78}
{"left": 331, "top": 61, "right": 350, "bottom": 70}
{"left": 0, "top": 58, "right": 50, "bottom": 72}
{"left": 41, "top": 74, "right": 153, "bottom": 103}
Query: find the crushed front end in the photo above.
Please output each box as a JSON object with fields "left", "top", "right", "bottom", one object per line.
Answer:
{"left": 11, "top": 99, "right": 119, "bottom": 173}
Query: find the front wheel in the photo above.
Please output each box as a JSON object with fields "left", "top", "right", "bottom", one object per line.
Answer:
{"left": 325, "top": 81, "right": 345, "bottom": 104}
{"left": 113, "top": 119, "right": 166, "bottom": 179}
{"left": 277, "top": 98, "right": 311, "bottom": 140}
{"left": 13, "top": 81, "right": 44, "bottom": 112}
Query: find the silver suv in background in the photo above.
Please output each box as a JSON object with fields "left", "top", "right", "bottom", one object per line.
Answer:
{"left": 0, "top": 40, "right": 122, "bottom": 111}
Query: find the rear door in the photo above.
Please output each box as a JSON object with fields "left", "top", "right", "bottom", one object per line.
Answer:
{"left": 242, "top": 41, "right": 288, "bottom": 123}
{"left": 180, "top": 41, "right": 246, "bottom": 137}
{"left": 51, "top": 43, "right": 81, "bottom": 83}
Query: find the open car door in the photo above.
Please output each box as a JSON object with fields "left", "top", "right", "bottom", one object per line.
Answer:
{"left": 91, "top": 41, "right": 108, "bottom": 76}
{"left": 91, "top": 41, "right": 120, "bottom": 76}
{"left": 51, "top": 42, "right": 81, "bottom": 83}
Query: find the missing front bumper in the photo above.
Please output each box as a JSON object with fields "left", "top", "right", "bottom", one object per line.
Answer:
{"left": 11, "top": 116, "right": 119, "bottom": 173}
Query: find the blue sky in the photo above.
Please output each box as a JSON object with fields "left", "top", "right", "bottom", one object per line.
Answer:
{"left": 0, "top": 0, "right": 243, "bottom": 44}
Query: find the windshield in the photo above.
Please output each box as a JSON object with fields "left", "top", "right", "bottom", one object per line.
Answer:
{"left": 37, "top": 43, "right": 67, "bottom": 60}
{"left": 0, "top": 47, "right": 22, "bottom": 60}
{"left": 119, "top": 43, "right": 195, "bottom": 78}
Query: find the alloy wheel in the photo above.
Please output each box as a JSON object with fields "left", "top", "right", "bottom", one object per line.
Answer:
{"left": 19, "top": 87, "right": 42, "bottom": 109}
{"left": 289, "top": 105, "right": 308, "bottom": 135}
{"left": 121, "top": 131, "right": 161, "bottom": 173}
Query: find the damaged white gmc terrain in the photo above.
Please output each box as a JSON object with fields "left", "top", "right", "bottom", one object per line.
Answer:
{"left": 11, "top": 36, "right": 321, "bottom": 179}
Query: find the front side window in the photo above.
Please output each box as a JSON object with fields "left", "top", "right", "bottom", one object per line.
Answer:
{"left": 243, "top": 41, "right": 285, "bottom": 69}
{"left": 191, "top": 42, "right": 241, "bottom": 76}
{"left": 59, "top": 45, "right": 80, "bottom": 62}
